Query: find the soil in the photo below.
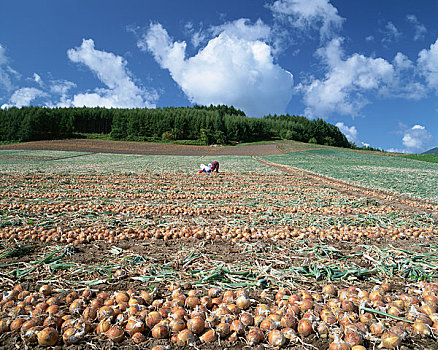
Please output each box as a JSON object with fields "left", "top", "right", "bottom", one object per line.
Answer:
{"left": 0, "top": 139, "right": 283, "bottom": 156}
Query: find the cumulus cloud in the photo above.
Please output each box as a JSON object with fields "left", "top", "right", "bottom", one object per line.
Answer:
{"left": 299, "top": 38, "right": 394, "bottom": 117}
{"left": 335, "top": 122, "right": 357, "bottom": 142}
{"left": 211, "top": 18, "right": 271, "bottom": 41}
{"left": 66, "top": 39, "right": 157, "bottom": 108}
{"left": 268, "top": 0, "right": 344, "bottom": 40}
{"left": 418, "top": 39, "right": 438, "bottom": 91}
{"left": 407, "top": 15, "right": 427, "bottom": 41}
{"left": 140, "top": 22, "right": 293, "bottom": 117}
{"left": 402, "top": 124, "right": 432, "bottom": 153}
{"left": 7, "top": 87, "right": 47, "bottom": 108}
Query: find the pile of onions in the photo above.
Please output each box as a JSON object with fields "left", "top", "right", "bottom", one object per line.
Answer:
{"left": 0, "top": 281, "right": 437, "bottom": 348}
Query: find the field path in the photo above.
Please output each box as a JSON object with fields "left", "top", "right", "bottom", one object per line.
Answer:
{"left": 256, "top": 157, "right": 438, "bottom": 220}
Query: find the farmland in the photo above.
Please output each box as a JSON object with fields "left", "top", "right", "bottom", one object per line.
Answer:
{"left": 1, "top": 141, "right": 438, "bottom": 349}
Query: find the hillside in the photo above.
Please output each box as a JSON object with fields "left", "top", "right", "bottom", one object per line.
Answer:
{"left": 423, "top": 147, "right": 438, "bottom": 154}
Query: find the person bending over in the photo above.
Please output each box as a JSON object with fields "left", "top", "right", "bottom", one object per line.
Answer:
{"left": 210, "top": 161, "right": 219, "bottom": 173}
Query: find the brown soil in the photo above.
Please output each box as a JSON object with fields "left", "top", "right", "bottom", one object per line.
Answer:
{"left": 0, "top": 139, "right": 283, "bottom": 156}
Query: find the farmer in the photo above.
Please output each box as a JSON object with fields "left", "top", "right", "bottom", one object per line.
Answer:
{"left": 210, "top": 160, "right": 219, "bottom": 173}
{"left": 199, "top": 163, "right": 211, "bottom": 173}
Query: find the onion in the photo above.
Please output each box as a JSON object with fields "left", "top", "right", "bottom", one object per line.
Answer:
{"left": 230, "top": 319, "right": 245, "bottom": 335}
{"left": 37, "top": 327, "right": 58, "bottom": 346}
{"left": 317, "top": 322, "right": 329, "bottom": 338}
{"left": 125, "top": 317, "right": 145, "bottom": 335}
{"left": 236, "top": 294, "right": 251, "bottom": 310}
{"left": 21, "top": 318, "right": 41, "bottom": 332}
{"left": 351, "top": 346, "right": 367, "bottom": 350}
{"left": 268, "top": 329, "right": 286, "bottom": 347}
{"left": 187, "top": 317, "right": 205, "bottom": 335}
{"left": 322, "top": 284, "right": 337, "bottom": 297}
{"left": 115, "top": 291, "right": 129, "bottom": 304}
{"left": 107, "top": 325, "right": 124, "bottom": 343}
{"left": 200, "top": 329, "right": 216, "bottom": 343}
{"left": 201, "top": 296, "right": 213, "bottom": 309}
{"left": 185, "top": 296, "right": 200, "bottom": 309}
{"left": 145, "top": 311, "right": 162, "bottom": 328}
{"left": 0, "top": 318, "right": 11, "bottom": 334}
{"left": 329, "top": 334, "right": 349, "bottom": 350}
{"left": 63, "top": 327, "right": 85, "bottom": 345}
{"left": 152, "top": 324, "right": 169, "bottom": 339}
{"left": 97, "top": 305, "right": 115, "bottom": 321}
{"left": 176, "top": 329, "right": 195, "bottom": 346}
{"left": 10, "top": 318, "right": 26, "bottom": 332}
{"left": 412, "top": 320, "right": 431, "bottom": 336}
{"left": 297, "top": 319, "right": 313, "bottom": 336}
{"left": 344, "top": 328, "right": 362, "bottom": 347}
{"left": 260, "top": 318, "right": 275, "bottom": 331}
{"left": 370, "top": 321, "right": 385, "bottom": 336}
{"left": 69, "top": 299, "right": 84, "bottom": 316}
{"left": 216, "top": 322, "right": 231, "bottom": 338}
{"left": 280, "top": 313, "right": 296, "bottom": 329}
{"left": 131, "top": 331, "right": 146, "bottom": 343}
{"left": 223, "top": 290, "right": 235, "bottom": 304}
{"left": 282, "top": 327, "right": 298, "bottom": 342}
{"left": 22, "top": 326, "right": 43, "bottom": 344}
{"left": 240, "top": 312, "right": 254, "bottom": 327}
{"left": 247, "top": 327, "right": 264, "bottom": 345}
{"left": 39, "top": 285, "right": 52, "bottom": 297}
{"left": 169, "top": 318, "right": 186, "bottom": 333}
{"left": 208, "top": 287, "right": 221, "bottom": 298}
{"left": 379, "top": 331, "right": 401, "bottom": 349}
{"left": 96, "top": 318, "right": 111, "bottom": 335}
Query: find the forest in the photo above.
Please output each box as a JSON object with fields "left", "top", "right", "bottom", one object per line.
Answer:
{"left": 0, "top": 105, "right": 352, "bottom": 148}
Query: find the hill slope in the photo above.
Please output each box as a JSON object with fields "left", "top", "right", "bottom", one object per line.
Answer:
{"left": 423, "top": 147, "right": 438, "bottom": 155}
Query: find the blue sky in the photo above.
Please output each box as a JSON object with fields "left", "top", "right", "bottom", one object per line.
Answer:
{"left": 1, "top": 0, "right": 438, "bottom": 153}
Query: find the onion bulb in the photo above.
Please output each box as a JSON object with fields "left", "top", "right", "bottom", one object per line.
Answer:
{"left": 151, "top": 324, "right": 169, "bottom": 339}
{"left": 187, "top": 317, "right": 205, "bottom": 335}
{"left": 268, "top": 329, "right": 286, "bottom": 347}
{"left": 247, "top": 327, "right": 264, "bottom": 345}
{"left": 297, "top": 319, "right": 313, "bottom": 336}
{"left": 107, "top": 325, "right": 124, "bottom": 343}
{"left": 37, "top": 327, "right": 59, "bottom": 346}
{"left": 379, "top": 331, "right": 401, "bottom": 349}
{"left": 200, "top": 329, "right": 216, "bottom": 343}
{"left": 176, "top": 329, "right": 195, "bottom": 346}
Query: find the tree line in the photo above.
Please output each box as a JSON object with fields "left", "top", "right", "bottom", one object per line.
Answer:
{"left": 0, "top": 105, "right": 352, "bottom": 148}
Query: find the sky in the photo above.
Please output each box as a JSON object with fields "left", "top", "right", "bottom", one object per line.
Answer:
{"left": 1, "top": 0, "right": 438, "bottom": 153}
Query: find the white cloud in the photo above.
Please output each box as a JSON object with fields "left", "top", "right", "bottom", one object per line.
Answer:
{"left": 211, "top": 18, "right": 271, "bottom": 42}
{"left": 299, "top": 38, "right": 394, "bottom": 117}
{"left": 184, "top": 22, "right": 206, "bottom": 48}
{"left": 0, "top": 44, "right": 7, "bottom": 65}
{"left": 407, "top": 15, "right": 427, "bottom": 41}
{"left": 335, "top": 122, "right": 357, "bottom": 142}
{"left": 66, "top": 39, "right": 157, "bottom": 108}
{"left": 141, "top": 23, "right": 293, "bottom": 117}
{"left": 402, "top": 124, "right": 432, "bottom": 153}
{"left": 8, "top": 87, "right": 47, "bottom": 107}
{"left": 418, "top": 38, "right": 438, "bottom": 91}
{"left": 382, "top": 22, "right": 401, "bottom": 44}
{"left": 0, "top": 44, "right": 14, "bottom": 92}
{"left": 268, "top": 0, "right": 344, "bottom": 40}
{"left": 33, "top": 73, "right": 43, "bottom": 86}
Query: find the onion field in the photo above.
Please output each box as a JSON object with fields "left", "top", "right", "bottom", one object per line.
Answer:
{"left": 0, "top": 147, "right": 438, "bottom": 350}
